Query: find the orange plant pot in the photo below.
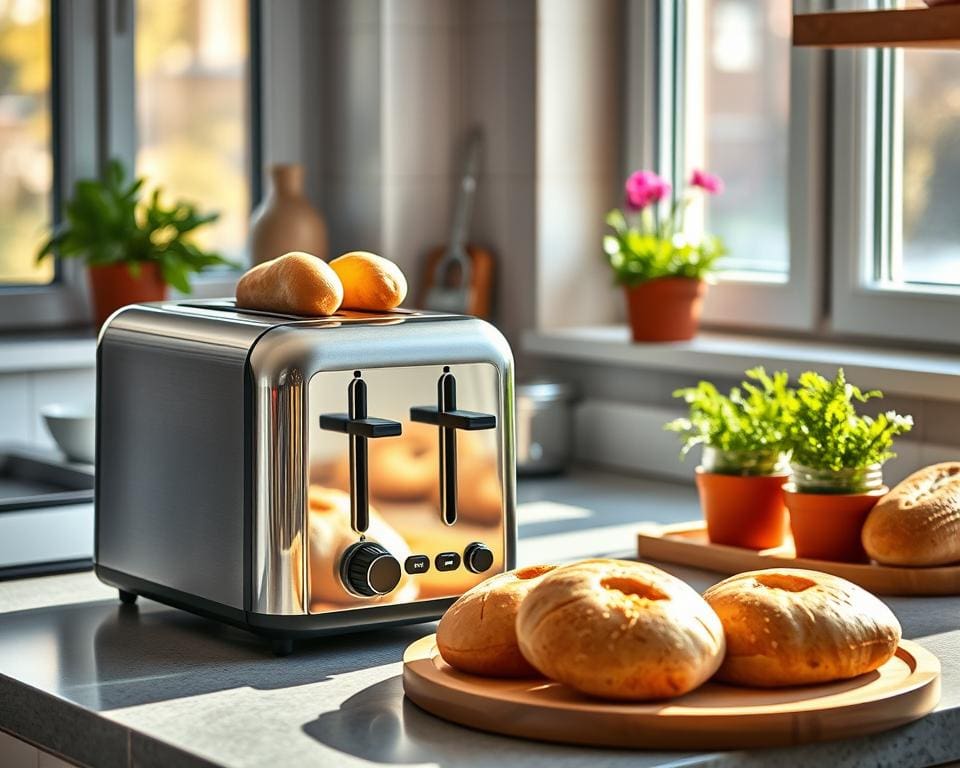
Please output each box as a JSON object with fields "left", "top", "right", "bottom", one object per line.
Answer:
{"left": 785, "top": 485, "right": 888, "bottom": 563}
{"left": 88, "top": 263, "right": 167, "bottom": 327}
{"left": 625, "top": 277, "right": 707, "bottom": 342}
{"left": 695, "top": 468, "right": 789, "bottom": 550}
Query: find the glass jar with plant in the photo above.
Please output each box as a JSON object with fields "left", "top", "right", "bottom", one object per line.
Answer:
{"left": 665, "top": 367, "right": 796, "bottom": 550}
{"left": 604, "top": 169, "right": 726, "bottom": 342}
{"left": 38, "top": 159, "right": 233, "bottom": 326}
{"left": 784, "top": 369, "right": 913, "bottom": 563}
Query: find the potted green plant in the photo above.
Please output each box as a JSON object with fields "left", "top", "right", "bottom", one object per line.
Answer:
{"left": 784, "top": 369, "right": 913, "bottom": 563}
{"left": 666, "top": 367, "right": 796, "bottom": 549}
{"left": 604, "top": 169, "right": 726, "bottom": 342}
{"left": 38, "top": 159, "right": 232, "bottom": 326}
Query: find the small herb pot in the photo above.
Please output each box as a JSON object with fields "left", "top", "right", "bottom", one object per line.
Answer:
{"left": 625, "top": 277, "right": 707, "bottom": 342}
{"left": 88, "top": 263, "right": 166, "bottom": 327}
{"left": 695, "top": 447, "right": 789, "bottom": 550}
{"left": 785, "top": 463, "right": 886, "bottom": 563}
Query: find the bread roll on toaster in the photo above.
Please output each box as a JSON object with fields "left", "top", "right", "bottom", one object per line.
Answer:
{"left": 330, "top": 251, "right": 407, "bottom": 311}
{"left": 437, "top": 565, "right": 557, "bottom": 677}
{"left": 703, "top": 568, "right": 901, "bottom": 687}
{"left": 236, "top": 251, "right": 343, "bottom": 316}
{"left": 862, "top": 462, "right": 960, "bottom": 566}
{"left": 516, "top": 559, "right": 726, "bottom": 700}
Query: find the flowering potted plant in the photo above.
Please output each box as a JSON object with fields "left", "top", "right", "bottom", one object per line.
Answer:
{"left": 604, "top": 169, "right": 726, "bottom": 342}
{"left": 785, "top": 369, "right": 913, "bottom": 562}
{"left": 38, "top": 159, "right": 231, "bottom": 326}
{"left": 666, "top": 367, "right": 796, "bottom": 549}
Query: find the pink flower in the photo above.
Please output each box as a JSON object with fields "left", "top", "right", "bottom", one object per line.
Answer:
{"left": 690, "top": 169, "right": 724, "bottom": 194}
{"left": 624, "top": 170, "right": 671, "bottom": 211}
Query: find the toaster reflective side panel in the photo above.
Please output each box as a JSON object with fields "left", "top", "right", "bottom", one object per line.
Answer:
{"left": 247, "top": 318, "right": 516, "bottom": 617}
{"left": 96, "top": 305, "right": 270, "bottom": 611}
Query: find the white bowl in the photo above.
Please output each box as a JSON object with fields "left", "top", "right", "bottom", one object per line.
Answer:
{"left": 41, "top": 404, "right": 96, "bottom": 464}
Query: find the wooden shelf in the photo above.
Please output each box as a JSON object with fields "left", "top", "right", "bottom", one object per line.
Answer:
{"left": 794, "top": 6, "right": 960, "bottom": 49}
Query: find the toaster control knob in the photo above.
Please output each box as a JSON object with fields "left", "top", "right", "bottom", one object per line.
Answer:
{"left": 464, "top": 542, "right": 495, "bottom": 574}
{"left": 341, "top": 542, "right": 402, "bottom": 597}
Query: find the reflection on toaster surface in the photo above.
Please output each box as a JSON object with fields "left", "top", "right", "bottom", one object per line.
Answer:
{"left": 307, "top": 364, "right": 505, "bottom": 612}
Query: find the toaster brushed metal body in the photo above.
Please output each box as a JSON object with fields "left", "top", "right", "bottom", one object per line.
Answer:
{"left": 95, "top": 299, "right": 516, "bottom": 648}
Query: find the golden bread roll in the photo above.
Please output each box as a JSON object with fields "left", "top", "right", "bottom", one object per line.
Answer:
{"left": 862, "top": 462, "right": 960, "bottom": 566}
{"left": 703, "top": 568, "right": 901, "bottom": 687}
{"left": 330, "top": 251, "right": 407, "bottom": 311}
{"left": 307, "top": 486, "right": 416, "bottom": 605}
{"left": 236, "top": 251, "right": 343, "bottom": 316}
{"left": 516, "top": 559, "right": 725, "bottom": 700}
{"left": 331, "top": 422, "right": 438, "bottom": 501}
{"left": 437, "top": 565, "right": 557, "bottom": 677}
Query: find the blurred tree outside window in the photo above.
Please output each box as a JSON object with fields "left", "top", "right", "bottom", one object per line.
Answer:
{"left": 135, "top": 0, "right": 250, "bottom": 266}
{"left": 0, "top": 0, "right": 53, "bottom": 286}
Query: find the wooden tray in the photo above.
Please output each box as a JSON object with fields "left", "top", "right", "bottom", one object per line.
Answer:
{"left": 637, "top": 522, "right": 960, "bottom": 596}
{"left": 403, "top": 635, "right": 940, "bottom": 750}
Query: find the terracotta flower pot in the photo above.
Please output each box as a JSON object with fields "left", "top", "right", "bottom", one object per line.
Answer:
{"left": 88, "top": 263, "right": 167, "bottom": 327}
{"left": 695, "top": 468, "right": 789, "bottom": 549}
{"left": 250, "top": 164, "right": 328, "bottom": 265}
{"left": 784, "top": 485, "right": 888, "bottom": 563}
{"left": 625, "top": 276, "right": 707, "bottom": 342}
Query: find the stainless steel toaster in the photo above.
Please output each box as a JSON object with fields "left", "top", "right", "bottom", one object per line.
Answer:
{"left": 95, "top": 299, "right": 516, "bottom": 653}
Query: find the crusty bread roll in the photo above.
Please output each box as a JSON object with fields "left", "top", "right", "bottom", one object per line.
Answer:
{"left": 703, "top": 568, "right": 901, "bottom": 687}
{"left": 862, "top": 462, "right": 960, "bottom": 566}
{"left": 516, "top": 559, "right": 725, "bottom": 700}
{"left": 437, "top": 565, "right": 557, "bottom": 677}
{"left": 236, "top": 251, "right": 343, "bottom": 316}
{"left": 330, "top": 251, "right": 407, "bottom": 311}
{"left": 307, "top": 486, "right": 416, "bottom": 605}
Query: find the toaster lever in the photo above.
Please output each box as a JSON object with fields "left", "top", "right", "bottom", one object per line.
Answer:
{"left": 320, "top": 372, "right": 402, "bottom": 534}
{"left": 410, "top": 367, "right": 497, "bottom": 526}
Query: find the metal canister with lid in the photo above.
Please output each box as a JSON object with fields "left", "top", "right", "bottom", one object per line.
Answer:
{"left": 516, "top": 379, "right": 577, "bottom": 476}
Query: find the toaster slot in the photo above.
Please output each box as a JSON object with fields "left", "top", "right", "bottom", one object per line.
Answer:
{"left": 319, "top": 371, "right": 402, "bottom": 533}
{"left": 410, "top": 367, "right": 497, "bottom": 526}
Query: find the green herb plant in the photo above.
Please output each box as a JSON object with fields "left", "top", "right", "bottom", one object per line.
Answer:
{"left": 787, "top": 369, "right": 913, "bottom": 473}
{"left": 664, "top": 367, "right": 797, "bottom": 476}
{"left": 38, "top": 159, "right": 234, "bottom": 292}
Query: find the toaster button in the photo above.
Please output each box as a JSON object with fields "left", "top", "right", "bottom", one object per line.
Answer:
{"left": 435, "top": 551, "right": 461, "bottom": 572}
{"left": 404, "top": 555, "right": 430, "bottom": 574}
{"left": 464, "top": 542, "right": 495, "bottom": 574}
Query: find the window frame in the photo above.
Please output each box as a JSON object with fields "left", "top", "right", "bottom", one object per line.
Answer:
{"left": 830, "top": 44, "right": 960, "bottom": 345}
{"left": 671, "top": 0, "right": 827, "bottom": 333}
{"left": 0, "top": 0, "right": 265, "bottom": 330}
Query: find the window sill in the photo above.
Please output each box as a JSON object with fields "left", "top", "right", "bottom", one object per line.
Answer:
{"left": 0, "top": 334, "right": 96, "bottom": 374}
{"left": 523, "top": 326, "right": 960, "bottom": 402}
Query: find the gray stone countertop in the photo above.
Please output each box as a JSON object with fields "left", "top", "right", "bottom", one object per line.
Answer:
{"left": 0, "top": 469, "right": 958, "bottom": 768}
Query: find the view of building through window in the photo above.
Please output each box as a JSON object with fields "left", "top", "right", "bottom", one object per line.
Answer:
{"left": 0, "top": 0, "right": 52, "bottom": 286}
{"left": 135, "top": 0, "right": 251, "bottom": 265}
{"left": 898, "top": 49, "right": 960, "bottom": 287}
{"left": 686, "top": 0, "right": 791, "bottom": 278}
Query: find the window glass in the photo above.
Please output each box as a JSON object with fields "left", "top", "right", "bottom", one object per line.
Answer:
{"left": 0, "top": 0, "right": 53, "bottom": 286}
{"left": 685, "top": 0, "right": 791, "bottom": 277}
{"left": 135, "top": 0, "right": 250, "bottom": 264}
{"left": 895, "top": 49, "right": 960, "bottom": 288}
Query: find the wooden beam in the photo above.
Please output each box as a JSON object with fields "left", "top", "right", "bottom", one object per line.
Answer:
{"left": 794, "top": 6, "right": 960, "bottom": 50}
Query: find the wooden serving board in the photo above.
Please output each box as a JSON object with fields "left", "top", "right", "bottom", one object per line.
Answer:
{"left": 403, "top": 635, "right": 940, "bottom": 750}
{"left": 637, "top": 522, "right": 960, "bottom": 596}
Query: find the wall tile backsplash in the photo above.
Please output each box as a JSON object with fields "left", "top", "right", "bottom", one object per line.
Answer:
{"left": 0, "top": 369, "right": 95, "bottom": 450}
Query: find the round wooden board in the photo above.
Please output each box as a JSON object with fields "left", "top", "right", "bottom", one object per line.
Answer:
{"left": 402, "top": 635, "right": 941, "bottom": 750}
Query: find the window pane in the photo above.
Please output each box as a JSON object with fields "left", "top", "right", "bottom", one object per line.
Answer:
{"left": 897, "top": 50, "right": 960, "bottom": 288}
{"left": 0, "top": 0, "right": 53, "bottom": 286}
{"left": 686, "top": 0, "right": 791, "bottom": 276}
{"left": 135, "top": 0, "right": 250, "bottom": 264}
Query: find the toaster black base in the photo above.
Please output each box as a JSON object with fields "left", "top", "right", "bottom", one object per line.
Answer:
{"left": 96, "top": 564, "right": 456, "bottom": 655}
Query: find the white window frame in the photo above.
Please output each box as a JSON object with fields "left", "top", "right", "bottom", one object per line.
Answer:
{"left": 831, "top": 44, "right": 960, "bottom": 345}
{"left": 672, "top": 0, "right": 827, "bottom": 333}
